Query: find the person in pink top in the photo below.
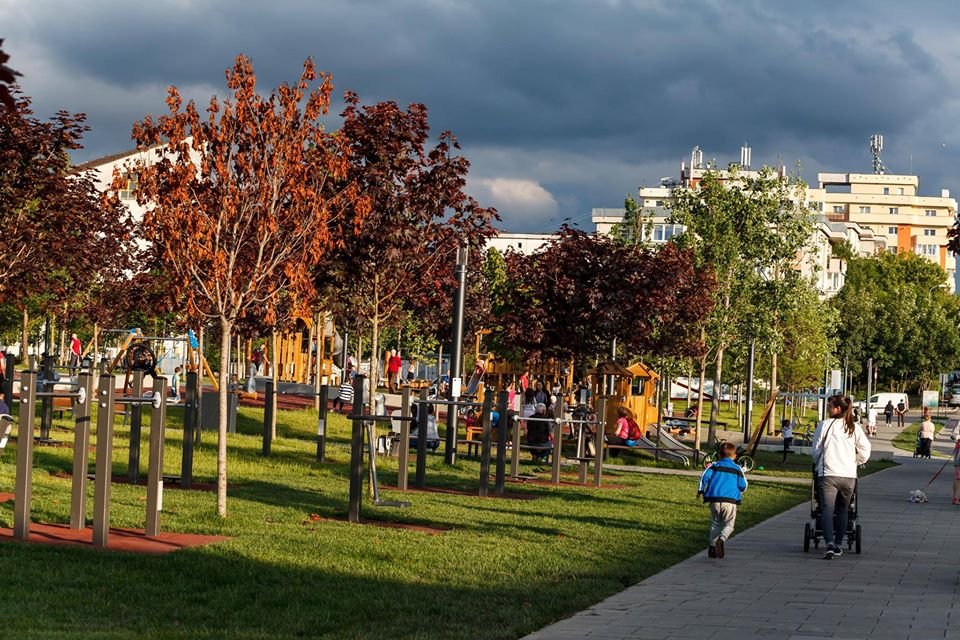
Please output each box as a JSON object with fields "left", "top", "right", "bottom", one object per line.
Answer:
{"left": 69, "top": 334, "right": 82, "bottom": 368}
{"left": 608, "top": 407, "right": 642, "bottom": 457}
{"left": 386, "top": 350, "right": 402, "bottom": 393}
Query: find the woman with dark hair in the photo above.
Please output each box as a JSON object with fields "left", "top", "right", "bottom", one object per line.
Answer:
{"left": 812, "top": 395, "right": 871, "bottom": 560}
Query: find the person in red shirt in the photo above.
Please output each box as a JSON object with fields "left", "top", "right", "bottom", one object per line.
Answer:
{"left": 69, "top": 334, "right": 82, "bottom": 369}
{"left": 387, "top": 350, "right": 402, "bottom": 393}
{"left": 519, "top": 370, "right": 530, "bottom": 393}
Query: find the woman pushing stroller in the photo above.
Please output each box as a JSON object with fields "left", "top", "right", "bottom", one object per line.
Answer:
{"left": 812, "top": 395, "right": 871, "bottom": 560}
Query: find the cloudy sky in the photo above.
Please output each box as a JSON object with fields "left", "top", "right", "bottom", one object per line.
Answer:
{"left": 4, "top": 0, "right": 959, "bottom": 231}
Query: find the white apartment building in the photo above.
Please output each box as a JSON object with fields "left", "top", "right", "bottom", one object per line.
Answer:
{"left": 593, "top": 144, "right": 954, "bottom": 294}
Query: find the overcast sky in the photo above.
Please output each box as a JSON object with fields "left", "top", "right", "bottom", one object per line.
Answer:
{"left": 4, "top": 0, "right": 960, "bottom": 231}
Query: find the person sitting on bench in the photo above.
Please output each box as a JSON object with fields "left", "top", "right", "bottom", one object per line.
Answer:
{"left": 410, "top": 404, "right": 440, "bottom": 451}
{"left": 526, "top": 402, "right": 553, "bottom": 462}
{"left": 608, "top": 407, "right": 642, "bottom": 457}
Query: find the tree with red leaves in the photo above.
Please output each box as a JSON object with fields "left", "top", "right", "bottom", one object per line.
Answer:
{"left": 0, "top": 90, "right": 134, "bottom": 357}
{"left": 121, "top": 55, "right": 362, "bottom": 517}
{"left": 494, "top": 228, "right": 714, "bottom": 370}
{"left": 316, "top": 93, "right": 497, "bottom": 407}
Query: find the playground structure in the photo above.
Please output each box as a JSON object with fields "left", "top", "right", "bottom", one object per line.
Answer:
{"left": 14, "top": 365, "right": 169, "bottom": 547}
{"left": 262, "top": 315, "right": 341, "bottom": 386}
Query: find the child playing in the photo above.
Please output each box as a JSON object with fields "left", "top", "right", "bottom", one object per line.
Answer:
{"left": 698, "top": 442, "right": 748, "bottom": 559}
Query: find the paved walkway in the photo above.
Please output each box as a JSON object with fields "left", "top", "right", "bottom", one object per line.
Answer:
{"left": 526, "top": 413, "right": 960, "bottom": 640}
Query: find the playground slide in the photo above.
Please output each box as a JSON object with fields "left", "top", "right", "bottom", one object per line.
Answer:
{"left": 630, "top": 435, "right": 691, "bottom": 467}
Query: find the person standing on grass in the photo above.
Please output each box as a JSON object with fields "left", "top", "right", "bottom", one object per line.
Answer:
{"left": 812, "top": 394, "right": 871, "bottom": 560}
{"left": 170, "top": 366, "right": 182, "bottom": 403}
{"left": 698, "top": 442, "right": 747, "bottom": 559}
{"left": 918, "top": 417, "right": 935, "bottom": 459}
{"left": 69, "top": 334, "right": 82, "bottom": 369}
{"left": 780, "top": 418, "right": 793, "bottom": 463}
{"left": 334, "top": 376, "right": 354, "bottom": 413}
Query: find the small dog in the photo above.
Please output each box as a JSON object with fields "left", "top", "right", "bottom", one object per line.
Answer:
{"left": 908, "top": 490, "right": 929, "bottom": 503}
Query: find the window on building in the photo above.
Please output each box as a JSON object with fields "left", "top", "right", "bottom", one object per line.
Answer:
{"left": 654, "top": 200, "right": 663, "bottom": 207}
{"left": 883, "top": 187, "right": 890, "bottom": 195}
{"left": 833, "top": 205, "right": 844, "bottom": 213}
{"left": 917, "top": 244, "right": 938, "bottom": 256}
{"left": 925, "top": 209, "right": 937, "bottom": 217}
{"left": 887, "top": 247, "right": 898, "bottom": 254}
{"left": 898, "top": 188, "right": 904, "bottom": 195}
{"left": 119, "top": 172, "right": 138, "bottom": 200}
{"left": 630, "top": 377, "right": 646, "bottom": 396}
{"left": 888, "top": 226, "right": 898, "bottom": 235}
{"left": 858, "top": 206, "right": 871, "bottom": 213}
{"left": 924, "top": 229, "right": 936, "bottom": 237}
{"left": 888, "top": 207, "right": 898, "bottom": 215}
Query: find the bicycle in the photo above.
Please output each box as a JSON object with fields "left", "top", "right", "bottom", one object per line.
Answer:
{"left": 702, "top": 439, "right": 754, "bottom": 473}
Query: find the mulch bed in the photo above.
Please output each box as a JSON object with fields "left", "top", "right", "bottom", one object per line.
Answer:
{"left": 0, "top": 493, "right": 12, "bottom": 504}
{"left": 380, "top": 484, "right": 539, "bottom": 501}
{"left": 0, "top": 522, "right": 230, "bottom": 554}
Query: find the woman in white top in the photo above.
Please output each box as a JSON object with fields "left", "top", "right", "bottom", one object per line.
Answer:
{"left": 812, "top": 394, "right": 871, "bottom": 560}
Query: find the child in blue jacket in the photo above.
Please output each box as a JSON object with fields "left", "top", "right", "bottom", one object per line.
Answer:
{"left": 698, "top": 442, "right": 748, "bottom": 559}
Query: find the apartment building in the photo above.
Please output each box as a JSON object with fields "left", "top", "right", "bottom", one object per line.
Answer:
{"left": 593, "top": 144, "right": 954, "bottom": 294}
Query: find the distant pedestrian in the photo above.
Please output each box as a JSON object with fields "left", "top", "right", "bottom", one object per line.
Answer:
{"left": 386, "top": 350, "right": 401, "bottom": 394}
{"left": 246, "top": 356, "right": 257, "bottom": 394}
{"left": 780, "top": 418, "right": 793, "bottom": 463}
{"left": 883, "top": 400, "right": 894, "bottom": 427}
{"left": 406, "top": 359, "right": 416, "bottom": 383}
{"left": 918, "top": 418, "right": 935, "bottom": 459}
{"left": 895, "top": 400, "right": 907, "bottom": 428}
{"left": 812, "top": 395, "right": 871, "bottom": 560}
{"left": 519, "top": 370, "right": 530, "bottom": 393}
{"left": 698, "top": 442, "right": 748, "bottom": 559}
{"left": 170, "top": 366, "right": 182, "bottom": 403}
{"left": 334, "top": 378, "right": 354, "bottom": 413}
{"left": 69, "top": 333, "right": 82, "bottom": 369}
{"left": 867, "top": 406, "right": 878, "bottom": 437}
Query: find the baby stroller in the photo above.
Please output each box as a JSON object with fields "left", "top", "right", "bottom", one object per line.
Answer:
{"left": 914, "top": 432, "right": 932, "bottom": 459}
{"left": 803, "top": 471, "right": 862, "bottom": 554}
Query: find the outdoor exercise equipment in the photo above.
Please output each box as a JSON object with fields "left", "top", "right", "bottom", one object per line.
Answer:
{"left": 14, "top": 367, "right": 168, "bottom": 545}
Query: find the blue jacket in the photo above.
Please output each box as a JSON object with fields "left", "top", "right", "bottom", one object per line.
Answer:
{"left": 698, "top": 458, "right": 747, "bottom": 504}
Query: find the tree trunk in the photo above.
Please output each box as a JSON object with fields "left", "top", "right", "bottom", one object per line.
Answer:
{"left": 708, "top": 347, "right": 724, "bottom": 446}
{"left": 217, "top": 317, "right": 231, "bottom": 518}
{"left": 370, "top": 312, "right": 379, "bottom": 416}
{"left": 695, "top": 359, "right": 707, "bottom": 452}
{"left": 769, "top": 352, "right": 778, "bottom": 435}
{"left": 21, "top": 307, "right": 29, "bottom": 361}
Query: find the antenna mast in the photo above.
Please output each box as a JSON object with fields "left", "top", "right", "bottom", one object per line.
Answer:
{"left": 870, "top": 134, "right": 887, "bottom": 175}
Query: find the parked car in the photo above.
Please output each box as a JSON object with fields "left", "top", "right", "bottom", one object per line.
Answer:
{"left": 866, "top": 392, "right": 909, "bottom": 411}
{"left": 947, "top": 386, "right": 960, "bottom": 407}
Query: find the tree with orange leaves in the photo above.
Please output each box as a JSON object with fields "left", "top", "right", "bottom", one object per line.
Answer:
{"left": 119, "top": 55, "right": 364, "bottom": 517}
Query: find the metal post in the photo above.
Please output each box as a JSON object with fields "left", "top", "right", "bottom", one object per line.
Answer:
{"left": 397, "top": 386, "right": 411, "bottom": 490}
{"left": 145, "top": 376, "right": 167, "bottom": 536}
{"left": 13, "top": 370, "right": 37, "bottom": 540}
{"left": 39, "top": 354, "right": 53, "bottom": 442}
{"left": 2, "top": 353, "right": 14, "bottom": 407}
{"left": 866, "top": 357, "right": 873, "bottom": 408}
{"left": 128, "top": 370, "right": 144, "bottom": 483}
{"left": 445, "top": 246, "right": 469, "bottom": 465}
{"left": 822, "top": 354, "right": 831, "bottom": 421}
{"left": 594, "top": 397, "right": 606, "bottom": 487}
{"left": 744, "top": 340, "right": 756, "bottom": 441}
{"left": 478, "top": 389, "right": 493, "bottom": 497}
{"left": 656, "top": 361, "right": 665, "bottom": 461}
{"left": 340, "top": 331, "right": 349, "bottom": 381}
{"left": 181, "top": 371, "right": 197, "bottom": 489}
{"left": 551, "top": 399, "right": 565, "bottom": 484}
{"left": 510, "top": 402, "right": 521, "bottom": 478}
{"left": 494, "top": 391, "right": 508, "bottom": 496}
{"left": 414, "top": 388, "right": 428, "bottom": 489}
{"left": 348, "top": 374, "right": 366, "bottom": 523}
{"left": 69, "top": 371, "right": 94, "bottom": 529}
{"left": 262, "top": 380, "right": 274, "bottom": 457}
{"left": 92, "top": 373, "right": 116, "bottom": 547}
{"left": 316, "top": 385, "right": 329, "bottom": 462}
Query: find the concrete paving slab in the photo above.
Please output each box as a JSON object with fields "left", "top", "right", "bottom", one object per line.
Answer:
{"left": 524, "top": 414, "right": 960, "bottom": 640}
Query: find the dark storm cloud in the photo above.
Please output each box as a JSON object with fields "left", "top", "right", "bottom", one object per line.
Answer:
{"left": 4, "top": 0, "right": 960, "bottom": 230}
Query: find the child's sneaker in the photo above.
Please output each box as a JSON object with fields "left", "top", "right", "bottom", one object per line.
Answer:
{"left": 708, "top": 546, "right": 717, "bottom": 558}
{"left": 715, "top": 538, "right": 725, "bottom": 558}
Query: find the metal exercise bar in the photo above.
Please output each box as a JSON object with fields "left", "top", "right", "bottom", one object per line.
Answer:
{"left": 347, "top": 374, "right": 366, "bottom": 523}
{"left": 594, "top": 398, "right": 607, "bottom": 487}
{"left": 69, "top": 372, "right": 95, "bottom": 529}
{"left": 316, "top": 385, "right": 328, "bottom": 463}
{"left": 414, "top": 389, "right": 429, "bottom": 489}
{"left": 551, "top": 399, "right": 566, "bottom": 485}
{"left": 128, "top": 371, "right": 144, "bottom": 484}
{"left": 478, "top": 389, "right": 493, "bottom": 497}
{"left": 397, "top": 387, "right": 411, "bottom": 491}
{"left": 494, "top": 392, "right": 508, "bottom": 496}
{"left": 13, "top": 370, "right": 37, "bottom": 540}
{"left": 93, "top": 373, "right": 116, "bottom": 547}
{"left": 145, "top": 375, "right": 168, "bottom": 536}
{"left": 181, "top": 371, "right": 198, "bottom": 489}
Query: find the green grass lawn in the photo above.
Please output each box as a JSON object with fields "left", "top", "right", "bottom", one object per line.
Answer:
{"left": 891, "top": 418, "right": 948, "bottom": 458}
{"left": 0, "top": 401, "right": 808, "bottom": 639}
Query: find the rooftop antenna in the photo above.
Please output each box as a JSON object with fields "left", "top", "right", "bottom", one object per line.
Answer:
{"left": 740, "top": 143, "right": 752, "bottom": 170}
{"left": 870, "top": 134, "right": 887, "bottom": 175}
{"left": 691, "top": 145, "right": 704, "bottom": 169}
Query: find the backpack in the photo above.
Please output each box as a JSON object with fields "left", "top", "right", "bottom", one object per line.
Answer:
{"left": 252, "top": 350, "right": 262, "bottom": 366}
{"left": 626, "top": 418, "right": 643, "bottom": 441}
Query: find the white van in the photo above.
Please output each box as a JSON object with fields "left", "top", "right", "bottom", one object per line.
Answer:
{"left": 867, "top": 392, "right": 909, "bottom": 411}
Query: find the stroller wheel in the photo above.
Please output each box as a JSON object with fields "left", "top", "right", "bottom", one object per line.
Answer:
{"left": 803, "top": 522, "right": 811, "bottom": 552}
